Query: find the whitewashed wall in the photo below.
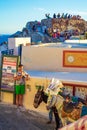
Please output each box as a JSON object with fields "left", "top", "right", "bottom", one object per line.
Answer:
{"left": 22, "top": 45, "right": 87, "bottom": 72}
{"left": 8, "top": 37, "right": 31, "bottom": 55}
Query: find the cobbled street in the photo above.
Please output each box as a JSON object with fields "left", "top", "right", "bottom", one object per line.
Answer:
{"left": 0, "top": 103, "right": 55, "bottom": 130}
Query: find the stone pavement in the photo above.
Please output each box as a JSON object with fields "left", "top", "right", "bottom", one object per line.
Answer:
{"left": 0, "top": 103, "right": 55, "bottom": 130}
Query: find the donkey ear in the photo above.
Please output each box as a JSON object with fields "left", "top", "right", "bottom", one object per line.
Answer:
{"left": 38, "top": 88, "right": 41, "bottom": 91}
{"left": 41, "top": 87, "right": 44, "bottom": 91}
{"left": 41, "top": 85, "right": 44, "bottom": 91}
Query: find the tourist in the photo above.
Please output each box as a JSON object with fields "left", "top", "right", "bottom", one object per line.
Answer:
{"left": 14, "top": 64, "right": 30, "bottom": 110}
{"left": 57, "top": 13, "right": 60, "bottom": 18}
{"left": 47, "top": 108, "right": 53, "bottom": 124}
{"left": 53, "top": 13, "right": 56, "bottom": 18}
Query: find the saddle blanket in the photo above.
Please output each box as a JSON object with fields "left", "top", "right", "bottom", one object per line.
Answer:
{"left": 59, "top": 115, "right": 87, "bottom": 130}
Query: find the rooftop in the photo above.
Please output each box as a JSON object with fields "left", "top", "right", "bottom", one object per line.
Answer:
{"left": 31, "top": 40, "right": 87, "bottom": 48}
{"left": 26, "top": 70, "right": 87, "bottom": 84}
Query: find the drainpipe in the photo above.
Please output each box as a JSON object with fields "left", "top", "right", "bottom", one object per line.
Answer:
{"left": 19, "top": 44, "right": 22, "bottom": 64}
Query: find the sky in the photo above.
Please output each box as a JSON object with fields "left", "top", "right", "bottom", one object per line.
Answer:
{"left": 0, "top": 0, "right": 87, "bottom": 34}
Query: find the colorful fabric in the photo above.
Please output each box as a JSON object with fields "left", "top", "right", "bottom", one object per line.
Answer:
{"left": 15, "top": 85, "right": 25, "bottom": 95}
{"left": 47, "top": 95, "right": 57, "bottom": 108}
{"left": 72, "top": 96, "right": 78, "bottom": 103}
{"left": 59, "top": 115, "right": 87, "bottom": 130}
{"left": 48, "top": 78, "right": 60, "bottom": 90}
{"left": 45, "top": 78, "right": 63, "bottom": 96}
{"left": 81, "top": 106, "right": 87, "bottom": 117}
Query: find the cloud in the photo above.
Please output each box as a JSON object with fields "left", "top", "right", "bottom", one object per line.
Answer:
{"left": 68, "top": 10, "right": 87, "bottom": 16}
{"left": 74, "top": 11, "right": 87, "bottom": 16}
{"left": 34, "top": 7, "right": 46, "bottom": 12}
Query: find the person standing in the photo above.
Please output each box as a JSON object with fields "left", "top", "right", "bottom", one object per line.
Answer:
{"left": 47, "top": 108, "right": 53, "bottom": 124}
{"left": 14, "top": 64, "right": 30, "bottom": 108}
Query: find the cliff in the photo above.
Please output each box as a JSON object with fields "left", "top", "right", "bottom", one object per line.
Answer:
{"left": 11, "top": 16, "right": 87, "bottom": 43}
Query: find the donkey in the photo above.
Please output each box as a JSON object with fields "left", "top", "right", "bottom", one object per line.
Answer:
{"left": 33, "top": 89, "right": 61, "bottom": 130}
{"left": 46, "top": 93, "right": 85, "bottom": 127}
{"left": 33, "top": 78, "right": 85, "bottom": 129}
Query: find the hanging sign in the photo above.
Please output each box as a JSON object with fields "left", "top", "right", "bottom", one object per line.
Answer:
{"left": 0, "top": 55, "right": 19, "bottom": 92}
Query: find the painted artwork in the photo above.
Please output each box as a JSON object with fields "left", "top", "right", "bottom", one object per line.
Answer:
{"left": 63, "top": 50, "right": 87, "bottom": 68}
{"left": 63, "top": 85, "right": 73, "bottom": 96}
{"left": 1, "top": 56, "right": 18, "bottom": 92}
{"left": 75, "top": 87, "right": 87, "bottom": 99}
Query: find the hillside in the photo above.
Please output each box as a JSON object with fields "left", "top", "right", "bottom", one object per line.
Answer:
{"left": 1, "top": 14, "right": 87, "bottom": 44}
{"left": 0, "top": 34, "right": 10, "bottom": 44}
{"left": 21, "top": 15, "right": 87, "bottom": 43}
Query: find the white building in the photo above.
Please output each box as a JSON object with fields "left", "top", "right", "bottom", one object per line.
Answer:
{"left": 8, "top": 37, "right": 31, "bottom": 55}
